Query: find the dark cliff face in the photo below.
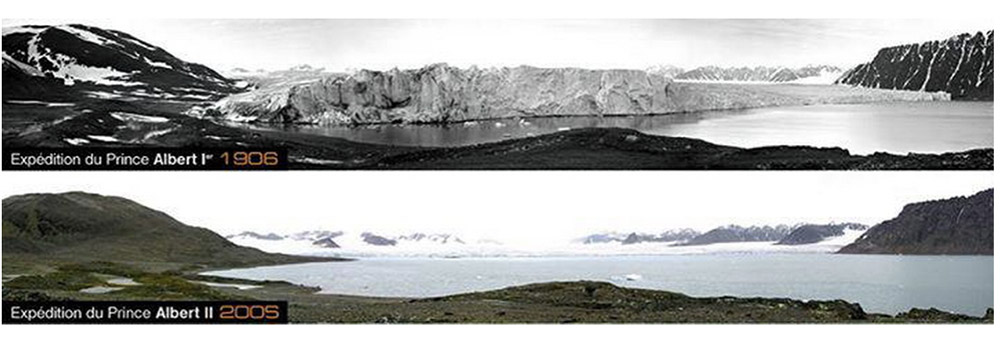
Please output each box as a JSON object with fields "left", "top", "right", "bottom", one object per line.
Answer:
{"left": 837, "top": 31, "right": 993, "bottom": 100}
{"left": 838, "top": 189, "right": 994, "bottom": 255}
{"left": 2, "top": 24, "right": 237, "bottom": 101}
{"left": 775, "top": 223, "right": 868, "bottom": 245}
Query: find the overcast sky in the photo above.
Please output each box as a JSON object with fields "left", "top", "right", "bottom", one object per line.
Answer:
{"left": 2, "top": 19, "right": 992, "bottom": 72}
{"left": 2, "top": 172, "right": 991, "bottom": 245}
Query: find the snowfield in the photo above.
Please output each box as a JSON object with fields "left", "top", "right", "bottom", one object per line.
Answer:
{"left": 109, "top": 112, "right": 170, "bottom": 123}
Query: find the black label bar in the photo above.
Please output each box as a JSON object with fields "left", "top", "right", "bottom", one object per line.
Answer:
{"left": 3, "top": 148, "right": 288, "bottom": 171}
{"left": 3, "top": 301, "right": 288, "bottom": 324}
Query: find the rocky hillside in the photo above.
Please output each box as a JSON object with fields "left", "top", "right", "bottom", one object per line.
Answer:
{"left": 776, "top": 223, "right": 869, "bottom": 245}
{"left": 1, "top": 192, "right": 331, "bottom": 267}
{"left": 837, "top": 31, "right": 993, "bottom": 100}
{"left": 676, "top": 65, "right": 842, "bottom": 83}
{"left": 838, "top": 189, "right": 993, "bottom": 255}
{"left": 3, "top": 24, "right": 239, "bottom": 103}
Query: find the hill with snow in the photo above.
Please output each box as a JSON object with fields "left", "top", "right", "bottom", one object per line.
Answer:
{"left": 3, "top": 24, "right": 237, "bottom": 102}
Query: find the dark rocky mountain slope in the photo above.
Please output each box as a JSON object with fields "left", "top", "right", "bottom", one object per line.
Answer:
{"left": 838, "top": 189, "right": 993, "bottom": 255}
{"left": 1, "top": 192, "right": 331, "bottom": 267}
{"left": 837, "top": 31, "right": 993, "bottom": 100}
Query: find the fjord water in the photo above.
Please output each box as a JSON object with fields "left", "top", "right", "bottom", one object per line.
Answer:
{"left": 207, "top": 254, "right": 994, "bottom": 316}
{"left": 253, "top": 102, "right": 992, "bottom": 155}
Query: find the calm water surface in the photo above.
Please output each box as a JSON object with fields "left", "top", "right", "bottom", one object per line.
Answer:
{"left": 207, "top": 254, "right": 993, "bottom": 316}
{"left": 249, "top": 102, "right": 992, "bottom": 155}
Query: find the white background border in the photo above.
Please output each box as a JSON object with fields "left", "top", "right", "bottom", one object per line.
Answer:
{"left": 2, "top": 0, "right": 998, "bottom": 341}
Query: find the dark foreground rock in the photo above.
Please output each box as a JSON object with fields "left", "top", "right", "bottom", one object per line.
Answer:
{"left": 265, "top": 281, "right": 994, "bottom": 323}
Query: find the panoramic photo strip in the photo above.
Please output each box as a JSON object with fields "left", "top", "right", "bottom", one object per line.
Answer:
{"left": 1, "top": 19, "right": 993, "bottom": 170}
{"left": 1, "top": 172, "right": 993, "bottom": 323}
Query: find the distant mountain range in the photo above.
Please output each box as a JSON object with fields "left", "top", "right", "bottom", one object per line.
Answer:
{"left": 579, "top": 229, "right": 700, "bottom": 245}
{"left": 674, "top": 224, "right": 794, "bottom": 246}
{"left": 225, "top": 230, "right": 470, "bottom": 254}
{"left": 1, "top": 192, "right": 332, "bottom": 267}
{"left": 225, "top": 222, "right": 870, "bottom": 257}
{"left": 837, "top": 30, "right": 993, "bottom": 100}
{"left": 582, "top": 223, "right": 871, "bottom": 249}
{"left": 839, "top": 189, "right": 993, "bottom": 255}
{"left": 2, "top": 24, "right": 238, "bottom": 102}
{"left": 663, "top": 65, "right": 844, "bottom": 84}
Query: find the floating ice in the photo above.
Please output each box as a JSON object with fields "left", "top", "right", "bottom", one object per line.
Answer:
{"left": 110, "top": 112, "right": 170, "bottom": 123}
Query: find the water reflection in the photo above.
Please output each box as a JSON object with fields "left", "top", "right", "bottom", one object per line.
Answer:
{"left": 239, "top": 102, "right": 993, "bottom": 154}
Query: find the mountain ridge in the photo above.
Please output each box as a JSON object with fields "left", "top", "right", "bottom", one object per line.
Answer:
{"left": 838, "top": 189, "right": 993, "bottom": 255}
{"left": 837, "top": 30, "right": 993, "bottom": 100}
{"left": 675, "top": 65, "right": 843, "bottom": 83}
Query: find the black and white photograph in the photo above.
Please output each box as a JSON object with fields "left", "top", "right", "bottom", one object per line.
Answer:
{"left": 2, "top": 18, "right": 993, "bottom": 169}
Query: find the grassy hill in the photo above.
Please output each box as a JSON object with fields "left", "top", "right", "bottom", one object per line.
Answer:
{"left": 2, "top": 192, "right": 335, "bottom": 271}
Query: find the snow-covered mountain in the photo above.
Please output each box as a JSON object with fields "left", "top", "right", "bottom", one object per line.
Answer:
{"left": 837, "top": 30, "right": 993, "bottom": 100}
{"left": 676, "top": 224, "right": 794, "bottom": 246}
{"left": 2, "top": 24, "right": 238, "bottom": 102}
{"left": 673, "top": 65, "right": 843, "bottom": 84}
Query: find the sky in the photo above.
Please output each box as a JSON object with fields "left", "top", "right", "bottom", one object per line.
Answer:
{"left": 2, "top": 172, "right": 992, "bottom": 246}
{"left": 1, "top": 19, "right": 993, "bottom": 72}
